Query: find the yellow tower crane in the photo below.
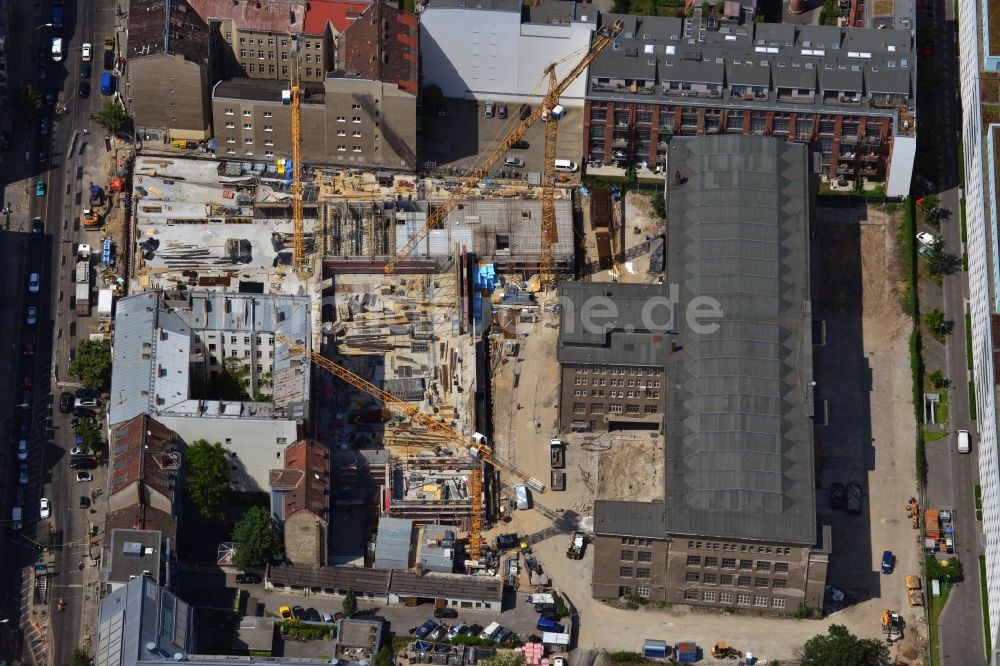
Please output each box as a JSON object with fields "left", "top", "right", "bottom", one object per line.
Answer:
{"left": 288, "top": 34, "right": 306, "bottom": 272}
{"left": 279, "top": 336, "right": 545, "bottom": 562}
{"left": 383, "top": 19, "right": 624, "bottom": 275}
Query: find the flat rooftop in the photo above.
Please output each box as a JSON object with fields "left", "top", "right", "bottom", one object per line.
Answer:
{"left": 107, "top": 529, "right": 162, "bottom": 585}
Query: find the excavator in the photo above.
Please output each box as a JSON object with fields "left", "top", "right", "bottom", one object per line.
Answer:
{"left": 881, "top": 609, "right": 903, "bottom": 640}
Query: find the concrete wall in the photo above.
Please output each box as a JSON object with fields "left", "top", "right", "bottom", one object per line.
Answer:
{"left": 419, "top": 7, "right": 593, "bottom": 104}
{"left": 129, "top": 53, "right": 212, "bottom": 140}
{"left": 885, "top": 134, "right": 916, "bottom": 198}
{"left": 158, "top": 415, "right": 300, "bottom": 492}
{"left": 592, "top": 533, "right": 826, "bottom": 615}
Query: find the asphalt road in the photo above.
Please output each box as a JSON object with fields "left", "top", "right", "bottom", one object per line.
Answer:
{"left": 1, "top": 0, "right": 118, "bottom": 662}
{"left": 920, "top": 0, "right": 985, "bottom": 661}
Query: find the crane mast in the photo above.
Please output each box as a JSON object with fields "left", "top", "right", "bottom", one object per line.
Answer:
{"left": 289, "top": 35, "right": 305, "bottom": 271}
{"left": 384, "top": 19, "right": 624, "bottom": 274}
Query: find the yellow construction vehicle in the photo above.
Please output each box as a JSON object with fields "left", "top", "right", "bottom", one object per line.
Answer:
{"left": 711, "top": 643, "right": 742, "bottom": 659}
{"left": 279, "top": 335, "right": 545, "bottom": 562}
{"left": 881, "top": 609, "right": 903, "bottom": 640}
{"left": 383, "top": 19, "right": 624, "bottom": 276}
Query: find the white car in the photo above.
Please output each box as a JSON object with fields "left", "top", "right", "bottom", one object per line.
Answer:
{"left": 447, "top": 625, "right": 466, "bottom": 640}
{"left": 82, "top": 43, "right": 92, "bottom": 61}
{"left": 26, "top": 306, "right": 37, "bottom": 326}
{"left": 17, "top": 440, "right": 28, "bottom": 461}
{"left": 51, "top": 37, "right": 63, "bottom": 62}
{"left": 39, "top": 498, "right": 50, "bottom": 519}
{"left": 28, "top": 273, "right": 40, "bottom": 293}
{"left": 70, "top": 446, "right": 87, "bottom": 456}
{"left": 75, "top": 397, "right": 99, "bottom": 408}
{"left": 916, "top": 232, "right": 937, "bottom": 247}
{"left": 76, "top": 471, "right": 93, "bottom": 482}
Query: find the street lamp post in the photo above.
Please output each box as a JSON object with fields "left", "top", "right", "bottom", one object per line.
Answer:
{"left": 35, "top": 23, "right": 53, "bottom": 30}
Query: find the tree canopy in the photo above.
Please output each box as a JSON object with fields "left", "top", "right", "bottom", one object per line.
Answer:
{"left": 12, "top": 84, "right": 42, "bottom": 114}
{"left": 94, "top": 101, "right": 132, "bottom": 133}
{"left": 69, "top": 340, "right": 113, "bottom": 390}
{"left": 343, "top": 589, "right": 358, "bottom": 618}
{"left": 232, "top": 505, "right": 280, "bottom": 569}
{"left": 801, "top": 624, "right": 890, "bottom": 666}
{"left": 70, "top": 649, "right": 92, "bottom": 666}
{"left": 76, "top": 418, "right": 102, "bottom": 454}
{"left": 184, "top": 439, "right": 231, "bottom": 521}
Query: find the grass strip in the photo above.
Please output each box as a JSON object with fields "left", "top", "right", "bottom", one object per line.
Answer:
{"left": 982, "top": 555, "right": 993, "bottom": 656}
{"left": 969, "top": 380, "right": 978, "bottom": 420}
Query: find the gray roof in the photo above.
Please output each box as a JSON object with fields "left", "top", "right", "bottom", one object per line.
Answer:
{"left": 524, "top": 0, "right": 595, "bottom": 25}
{"left": 594, "top": 501, "right": 667, "bottom": 539}
{"left": 268, "top": 563, "right": 503, "bottom": 602}
{"left": 661, "top": 135, "right": 816, "bottom": 546}
{"left": 108, "top": 530, "right": 163, "bottom": 585}
{"left": 95, "top": 576, "right": 193, "bottom": 666}
{"left": 424, "top": 0, "right": 520, "bottom": 11}
{"left": 374, "top": 517, "right": 413, "bottom": 569}
{"left": 557, "top": 282, "right": 672, "bottom": 367}
{"left": 867, "top": 66, "right": 911, "bottom": 94}
{"left": 589, "top": 15, "right": 914, "bottom": 114}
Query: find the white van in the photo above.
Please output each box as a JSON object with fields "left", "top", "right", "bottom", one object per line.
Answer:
{"left": 51, "top": 37, "right": 63, "bottom": 62}
{"left": 957, "top": 429, "right": 970, "bottom": 454}
{"left": 515, "top": 484, "right": 531, "bottom": 510}
{"left": 554, "top": 159, "right": 578, "bottom": 173}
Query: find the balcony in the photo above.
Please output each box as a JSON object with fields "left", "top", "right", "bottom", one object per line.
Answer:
{"left": 776, "top": 89, "right": 815, "bottom": 104}
{"left": 836, "top": 164, "right": 855, "bottom": 174}
{"left": 870, "top": 93, "right": 908, "bottom": 109}
{"left": 612, "top": 138, "right": 629, "bottom": 148}
{"left": 840, "top": 134, "right": 858, "bottom": 145}
{"left": 730, "top": 88, "right": 770, "bottom": 101}
{"left": 863, "top": 135, "right": 882, "bottom": 145}
{"left": 861, "top": 152, "right": 880, "bottom": 162}
{"left": 838, "top": 151, "right": 857, "bottom": 160}
{"left": 822, "top": 92, "right": 862, "bottom": 106}
{"left": 663, "top": 86, "right": 722, "bottom": 100}
{"left": 591, "top": 81, "right": 656, "bottom": 96}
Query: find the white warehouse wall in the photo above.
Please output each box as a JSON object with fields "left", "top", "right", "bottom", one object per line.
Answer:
{"left": 420, "top": 6, "right": 595, "bottom": 104}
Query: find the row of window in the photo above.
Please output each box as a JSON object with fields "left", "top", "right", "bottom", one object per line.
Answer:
{"left": 199, "top": 335, "right": 272, "bottom": 345}
{"left": 620, "top": 550, "right": 652, "bottom": 562}
{"left": 573, "top": 403, "right": 657, "bottom": 415}
{"left": 621, "top": 538, "right": 656, "bottom": 546}
{"left": 572, "top": 390, "right": 661, "bottom": 402}
{"left": 686, "top": 556, "right": 790, "bottom": 573}
{"left": 224, "top": 149, "right": 274, "bottom": 157}
{"left": 688, "top": 541, "right": 794, "bottom": 556}
{"left": 575, "top": 366, "right": 660, "bottom": 376}
{"left": 619, "top": 567, "right": 652, "bottom": 578}
{"left": 223, "top": 122, "right": 275, "bottom": 132}
{"left": 235, "top": 35, "right": 321, "bottom": 49}
{"left": 574, "top": 378, "right": 660, "bottom": 388}
{"left": 685, "top": 590, "right": 786, "bottom": 609}
{"left": 685, "top": 572, "right": 787, "bottom": 589}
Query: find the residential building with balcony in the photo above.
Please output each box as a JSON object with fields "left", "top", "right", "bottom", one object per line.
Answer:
{"left": 584, "top": 13, "right": 917, "bottom": 196}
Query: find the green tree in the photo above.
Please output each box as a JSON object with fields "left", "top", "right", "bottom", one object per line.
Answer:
{"left": 818, "top": 0, "right": 839, "bottom": 25}
{"left": 925, "top": 238, "right": 954, "bottom": 276}
{"left": 11, "top": 84, "right": 42, "bottom": 114}
{"left": 918, "top": 195, "right": 940, "bottom": 215}
{"left": 94, "top": 101, "right": 132, "bottom": 133}
{"left": 482, "top": 654, "right": 526, "bottom": 666}
{"left": 232, "top": 505, "right": 280, "bottom": 569}
{"left": 76, "top": 418, "right": 102, "bottom": 454}
{"left": 926, "top": 555, "right": 963, "bottom": 583}
{"left": 70, "top": 649, "right": 92, "bottom": 666}
{"left": 68, "top": 340, "right": 113, "bottom": 390}
{"left": 801, "top": 624, "right": 890, "bottom": 666}
{"left": 375, "top": 646, "right": 393, "bottom": 666}
{"left": 343, "top": 589, "right": 358, "bottom": 618}
{"left": 924, "top": 309, "right": 949, "bottom": 335}
{"left": 929, "top": 369, "right": 947, "bottom": 388}
{"left": 185, "top": 439, "right": 231, "bottom": 521}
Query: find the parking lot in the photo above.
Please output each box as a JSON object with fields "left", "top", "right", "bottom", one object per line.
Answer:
{"left": 418, "top": 98, "right": 583, "bottom": 177}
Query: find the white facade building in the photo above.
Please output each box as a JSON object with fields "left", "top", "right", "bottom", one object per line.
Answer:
{"left": 419, "top": 0, "right": 596, "bottom": 104}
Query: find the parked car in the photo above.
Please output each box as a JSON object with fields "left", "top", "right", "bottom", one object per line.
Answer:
{"left": 35, "top": 180, "right": 46, "bottom": 197}
{"left": 916, "top": 231, "right": 936, "bottom": 247}
{"left": 414, "top": 619, "right": 438, "bottom": 639}
{"left": 74, "top": 407, "right": 97, "bottom": 419}
{"left": 511, "top": 140, "right": 529, "bottom": 150}
{"left": 18, "top": 464, "right": 28, "bottom": 485}
{"left": 881, "top": 550, "right": 895, "bottom": 574}
{"left": 70, "top": 446, "right": 88, "bottom": 457}
{"left": 235, "top": 572, "right": 262, "bottom": 584}
{"left": 39, "top": 498, "right": 50, "bottom": 519}
{"left": 484, "top": 102, "right": 495, "bottom": 118}
{"left": 321, "top": 612, "right": 334, "bottom": 623}
{"left": 17, "top": 440, "right": 28, "bottom": 461}
{"left": 59, "top": 392, "right": 74, "bottom": 413}
{"left": 291, "top": 606, "right": 307, "bottom": 621}
{"left": 31, "top": 218, "right": 44, "bottom": 236}
{"left": 498, "top": 104, "right": 508, "bottom": 119}
{"left": 22, "top": 335, "right": 35, "bottom": 356}
{"left": 82, "top": 43, "right": 92, "bottom": 61}
{"left": 428, "top": 625, "right": 447, "bottom": 641}
{"left": 915, "top": 174, "right": 936, "bottom": 191}
{"left": 493, "top": 627, "right": 514, "bottom": 644}
{"left": 40, "top": 119, "right": 49, "bottom": 135}
{"left": 518, "top": 104, "right": 531, "bottom": 120}
{"left": 75, "top": 397, "right": 99, "bottom": 408}
{"left": 80, "top": 63, "right": 92, "bottom": 79}
{"left": 334, "top": 612, "right": 344, "bottom": 621}
{"left": 21, "top": 373, "right": 33, "bottom": 389}
{"left": 538, "top": 611, "right": 561, "bottom": 622}
{"left": 305, "top": 608, "right": 321, "bottom": 622}
{"left": 447, "top": 625, "right": 466, "bottom": 640}
{"left": 463, "top": 624, "right": 482, "bottom": 637}
{"left": 69, "top": 457, "right": 97, "bottom": 470}
{"left": 433, "top": 607, "right": 458, "bottom": 619}
{"left": 503, "top": 157, "right": 524, "bottom": 168}
{"left": 26, "top": 306, "right": 37, "bottom": 326}
{"left": 279, "top": 606, "right": 292, "bottom": 620}
{"left": 79, "top": 81, "right": 91, "bottom": 98}
{"left": 28, "top": 272, "right": 40, "bottom": 292}
{"left": 75, "top": 472, "right": 93, "bottom": 482}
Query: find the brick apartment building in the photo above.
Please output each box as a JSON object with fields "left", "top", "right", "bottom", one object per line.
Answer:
{"left": 589, "top": 135, "right": 829, "bottom": 614}
{"left": 584, "top": 12, "right": 917, "bottom": 196}
{"left": 557, "top": 282, "right": 668, "bottom": 433}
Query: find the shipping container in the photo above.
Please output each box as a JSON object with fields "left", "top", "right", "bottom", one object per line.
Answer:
{"left": 643, "top": 640, "right": 668, "bottom": 659}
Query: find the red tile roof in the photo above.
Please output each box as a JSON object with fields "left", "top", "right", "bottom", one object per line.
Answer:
{"left": 188, "top": 0, "right": 307, "bottom": 33}
{"left": 109, "top": 415, "right": 180, "bottom": 501}
{"left": 339, "top": 1, "right": 418, "bottom": 94}
{"left": 106, "top": 506, "right": 177, "bottom": 546}
{"left": 273, "top": 439, "right": 330, "bottom": 521}
{"left": 303, "top": 0, "right": 370, "bottom": 35}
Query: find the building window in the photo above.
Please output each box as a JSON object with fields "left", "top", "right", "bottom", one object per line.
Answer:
{"left": 685, "top": 572, "right": 699, "bottom": 583}
{"left": 282, "top": 52, "right": 289, "bottom": 60}
{"left": 686, "top": 556, "right": 701, "bottom": 566}
{"left": 244, "top": 149, "right": 253, "bottom": 156}
{"left": 573, "top": 402, "right": 586, "bottom": 413}
{"left": 263, "top": 111, "right": 273, "bottom": 118}
{"left": 337, "top": 116, "right": 346, "bottom": 122}
{"left": 268, "top": 38, "right": 274, "bottom": 46}
{"left": 620, "top": 567, "right": 633, "bottom": 578}
{"left": 621, "top": 550, "right": 634, "bottom": 561}
{"left": 772, "top": 596, "right": 786, "bottom": 608}
{"left": 754, "top": 595, "right": 769, "bottom": 607}
{"left": 258, "top": 50, "right": 264, "bottom": 59}
{"left": 737, "top": 576, "right": 751, "bottom": 588}
{"left": 225, "top": 122, "right": 235, "bottom": 129}
{"left": 637, "top": 551, "right": 651, "bottom": 562}
{"left": 244, "top": 138, "right": 253, "bottom": 145}
{"left": 772, "top": 578, "right": 786, "bottom": 589}
{"left": 305, "top": 54, "right": 312, "bottom": 62}
{"left": 609, "top": 404, "right": 623, "bottom": 413}
{"left": 226, "top": 148, "right": 236, "bottom": 155}
{"left": 619, "top": 586, "right": 633, "bottom": 596}
{"left": 636, "top": 568, "right": 650, "bottom": 579}
{"left": 352, "top": 146, "right": 362, "bottom": 152}
{"left": 621, "top": 537, "right": 635, "bottom": 545}
{"left": 637, "top": 586, "right": 650, "bottom": 598}
{"left": 240, "top": 49, "right": 247, "bottom": 58}
{"left": 281, "top": 66, "right": 288, "bottom": 76}
{"left": 352, "top": 131, "right": 362, "bottom": 138}
{"left": 264, "top": 125, "right": 273, "bottom": 132}
{"left": 704, "top": 556, "right": 718, "bottom": 567}
{"left": 352, "top": 116, "right": 362, "bottom": 123}
{"left": 774, "top": 562, "right": 789, "bottom": 574}
{"left": 684, "top": 590, "right": 699, "bottom": 601}
{"left": 337, "top": 130, "right": 346, "bottom": 136}
{"left": 719, "top": 592, "right": 734, "bottom": 604}
{"left": 756, "top": 561, "right": 771, "bottom": 572}
{"left": 719, "top": 574, "right": 733, "bottom": 586}
{"left": 703, "top": 573, "right": 716, "bottom": 585}
{"left": 737, "top": 593, "right": 752, "bottom": 606}
{"left": 755, "top": 578, "right": 769, "bottom": 588}
{"left": 739, "top": 559, "right": 753, "bottom": 570}
{"left": 225, "top": 138, "right": 236, "bottom": 144}
{"left": 243, "top": 123, "right": 252, "bottom": 130}
{"left": 224, "top": 108, "right": 234, "bottom": 115}
{"left": 306, "top": 68, "right": 313, "bottom": 77}
{"left": 721, "top": 558, "right": 736, "bottom": 569}
{"left": 337, "top": 145, "right": 346, "bottom": 152}
{"left": 702, "top": 591, "right": 716, "bottom": 602}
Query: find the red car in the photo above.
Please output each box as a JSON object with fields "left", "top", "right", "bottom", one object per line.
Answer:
{"left": 22, "top": 335, "right": 35, "bottom": 356}
{"left": 20, "top": 373, "right": 32, "bottom": 389}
